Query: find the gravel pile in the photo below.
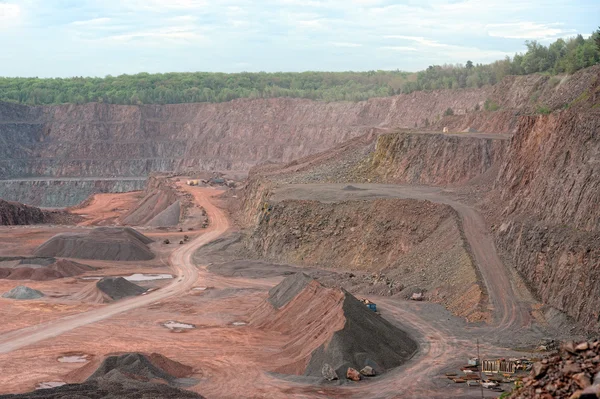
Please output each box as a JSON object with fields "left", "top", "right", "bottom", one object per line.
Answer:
{"left": 268, "top": 272, "right": 313, "bottom": 309}
{"left": 305, "top": 287, "right": 418, "bottom": 378}
{"left": 509, "top": 340, "right": 600, "bottom": 399}
{"left": 146, "top": 200, "right": 181, "bottom": 227}
{"left": 0, "top": 258, "right": 95, "bottom": 281}
{"left": 262, "top": 273, "right": 418, "bottom": 379}
{"left": 0, "top": 353, "right": 203, "bottom": 399}
{"left": 34, "top": 227, "right": 155, "bottom": 261}
{"left": 96, "top": 277, "right": 147, "bottom": 300}
{"left": 2, "top": 285, "right": 44, "bottom": 300}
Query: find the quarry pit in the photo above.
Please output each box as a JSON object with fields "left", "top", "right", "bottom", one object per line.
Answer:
{"left": 0, "top": 65, "right": 598, "bottom": 399}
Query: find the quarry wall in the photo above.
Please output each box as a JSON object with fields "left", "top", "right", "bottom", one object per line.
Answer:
{"left": 0, "top": 179, "right": 146, "bottom": 208}
{"left": 491, "top": 110, "right": 600, "bottom": 329}
{"left": 364, "top": 132, "right": 509, "bottom": 185}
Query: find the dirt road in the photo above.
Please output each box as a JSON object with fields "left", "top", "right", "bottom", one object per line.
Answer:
{"left": 271, "top": 183, "right": 532, "bottom": 331}
{"left": 0, "top": 188, "right": 228, "bottom": 354}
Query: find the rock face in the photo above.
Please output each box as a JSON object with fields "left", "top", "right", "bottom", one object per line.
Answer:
{"left": 365, "top": 132, "right": 509, "bottom": 185}
{"left": 34, "top": 227, "right": 155, "bottom": 261}
{"left": 251, "top": 273, "right": 418, "bottom": 378}
{"left": 0, "top": 199, "right": 48, "bottom": 225}
{"left": 246, "top": 197, "right": 485, "bottom": 320}
{"left": 1, "top": 67, "right": 595, "bottom": 183}
{"left": 492, "top": 110, "right": 600, "bottom": 329}
{"left": 0, "top": 178, "right": 146, "bottom": 208}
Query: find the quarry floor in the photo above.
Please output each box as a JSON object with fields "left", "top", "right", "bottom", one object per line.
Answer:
{"left": 0, "top": 183, "right": 563, "bottom": 398}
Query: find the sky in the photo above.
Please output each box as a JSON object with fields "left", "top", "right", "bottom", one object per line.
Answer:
{"left": 0, "top": 0, "right": 598, "bottom": 77}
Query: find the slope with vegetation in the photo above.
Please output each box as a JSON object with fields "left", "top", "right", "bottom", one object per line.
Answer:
{"left": 0, "top": 31, "right": 598, "bottom": 105}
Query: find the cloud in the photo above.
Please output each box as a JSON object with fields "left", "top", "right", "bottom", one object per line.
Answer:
{"left": 0, "top": 2, "right": 20, "bottom": 26}
{"left": 486, "top": 22, "right": 574, "bottom": 40}
{"left": 70, "top": 17, "right": 112, "bottom": 26}
{"left": 107, "top": 25, "right": 208, "bottom": 43}
{"left": 382, "top": 35, "right": 511, "bottom": 62}
{"left": 330, "top": 42, "right": 362, "bottom": 47}
{"left": 0, "top": 0, "right": 594, "bottom": 77}
{"left": 379, "top": 46, "right": 417, "bottom": 52}
{"left": 126, "top": 0, "right": 208, "bottom": 11}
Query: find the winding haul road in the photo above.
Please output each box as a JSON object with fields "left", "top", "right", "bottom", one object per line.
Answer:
{"left": 0, "top": 183, "right": 531, "bottom": 398}
{"left": 0, "top": 188, "right": 229, "bottom": 355}
{"left": 271, "top": 183, "right": 532, "bottom": 331}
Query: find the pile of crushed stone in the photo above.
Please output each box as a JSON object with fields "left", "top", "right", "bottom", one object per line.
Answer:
{"left": 146, "top": 200, "right": 181, "bottom": 227}
{"left": 253, "top": 273, "right": 417, "bottom": 380}
{"left": 34, "top": 227, "right": 155, "bottom": 261}
{"left": 2, "top": 285, "right": 44, "bottom": 300}
{"left": 0, "top": 353, "right": 203, "bottom": 399}
{"left": 509, "top": 340, "right": 600, "bottom": 399}
{"left": 0, "top": 258, "right": 95, "bottom": 281}
{"left": 96, "top": 277, "right": 147, "bottom": 300}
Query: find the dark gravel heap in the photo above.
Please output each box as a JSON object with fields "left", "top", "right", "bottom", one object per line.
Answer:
{"left": 305, "top": 288, "right": 418, "bottom": 378}
{"left": 0, "top": 353, "right": 204, "bottom": 399}
{"left": 509, "top": 340, "right": 600, "bottom": 398}
{"left": 34, "top": 227, "right": 155, "bottom": 261}
{"left": 96, "top": 277, "right": 146, "bottom": 300}
{"left": 267, "top": 272, "right": 313, "bottom": 309}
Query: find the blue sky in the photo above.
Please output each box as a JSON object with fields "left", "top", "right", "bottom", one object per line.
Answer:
{"left": 0, "top": 0, "right": 598, "bottom": 77}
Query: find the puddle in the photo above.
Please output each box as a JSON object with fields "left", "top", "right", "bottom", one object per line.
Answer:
{"left": 125, "top": 273, "right": 173, "bottom": 282}
{"left": 232, "top": 321, "right": 247, "bottom": 326}
{"left": 58, "top": 355, "right": 88, "bottom": 363}
{"left": 36, "top": 382, "right": 66, "bottom": 390}
{"left": 163, "top": 321, "right": 196, "bottom": 330}
{"left": 82, "top": 274, "right": 173, "bottom": 282}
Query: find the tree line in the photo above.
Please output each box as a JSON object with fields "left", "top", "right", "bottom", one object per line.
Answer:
{"left": 0, "top": 29, "right": 598, "bottom": 106}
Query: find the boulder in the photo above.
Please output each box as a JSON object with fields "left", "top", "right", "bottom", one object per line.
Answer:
{"left": 577, "top": 342, "right": 591, "bottom": 351}
{"left": 321, "top": 364, "right": 338, "bottom": 381}
{"left": 574, "top": 373, "right": 593, "bottom": 389}
{"left": 360, "top": 366, "right": 376, "bottom": 377}
{"left": 346, "top": 368, "right": 361, "bottom": 381}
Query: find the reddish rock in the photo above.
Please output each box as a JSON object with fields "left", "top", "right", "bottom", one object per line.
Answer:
{"left": 346, "top": 368, "right": 361, "bottom": 381}
{"left": 574, "top": 373, "right": 593, "bottom": 389}
{"left": 533, "top": 362, "right": 549, "bottom": 379}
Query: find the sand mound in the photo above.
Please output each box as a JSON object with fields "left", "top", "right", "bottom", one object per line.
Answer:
{"left": 0, "top": 258, "right": 96, "bottom": 281}
{"left": 88, "top": 353, "right": 177, "bottom": 383}
{"left": 71, "top": 281, "right": 113, "bottom": 303}
{"left": 252, "top": 273, "right": 417, "bottom": 378}
{"left": 96, "top": 277, "right": 146, "bottom": 300}
{"left": 2, "top": 285, "right": 44, "bottom": 300}
{"left": 34, "top": 227, "right": 155, "bottom": 261}
{"left": 0, "top": 353, "right": 203, "bottom": 399}
{"left": 148, "top": 353, "right": 194, "bottom": 379}
{"left": 146, "top": 200, "right": 181, "bottom": 227}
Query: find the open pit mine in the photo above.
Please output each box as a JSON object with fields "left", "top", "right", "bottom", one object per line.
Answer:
{"left": 0, "top": 65, "right": 598, "bottom": 399}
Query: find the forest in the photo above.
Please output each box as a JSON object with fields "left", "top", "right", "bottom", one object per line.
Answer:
{"left": 1, "top": 30, "right": 598, "bottom": 105}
